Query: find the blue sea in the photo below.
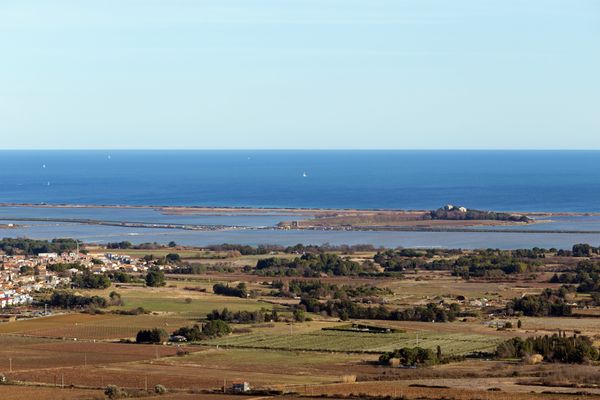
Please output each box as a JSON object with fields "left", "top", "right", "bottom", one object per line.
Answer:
{"left": 1, "top": 150, "right": 600, "bottom": 249}
{"left": 1, "top": 150, "right": 600, "bottom": 211}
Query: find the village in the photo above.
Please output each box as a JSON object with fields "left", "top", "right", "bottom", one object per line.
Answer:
{"left": 0, "top": 249, "right": 160, "bottom": 311}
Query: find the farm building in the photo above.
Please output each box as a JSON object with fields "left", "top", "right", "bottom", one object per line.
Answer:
{"left": 231, "top": 382, "right": 251, "bottom": 393}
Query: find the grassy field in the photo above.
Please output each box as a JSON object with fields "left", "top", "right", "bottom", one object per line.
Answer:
{"left": 0, "top": 313, "right": 192, "bottom": 340}
{"left": 206, "top": 324, "right": 502, "bottom": 354}
{"left": 82, "top": 285, "right": 272, "bottom": 317}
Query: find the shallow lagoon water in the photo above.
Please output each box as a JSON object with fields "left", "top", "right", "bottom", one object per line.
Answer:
{"left": 1, "top": 220, "right": 599, "bottom": 250}
{"left": 1, "top": 206, "right": 600, "bottom": 249}
{"left": 3, "top": 150, "right": 600, "bottom": 248}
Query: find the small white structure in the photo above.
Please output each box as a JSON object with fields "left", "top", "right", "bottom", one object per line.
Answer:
{"left": 38, "top": 253, "right": 58, "bottom": 259}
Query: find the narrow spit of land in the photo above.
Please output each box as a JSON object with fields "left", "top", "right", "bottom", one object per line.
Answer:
{"left": 2, "top": 203, "right": 600, "bottom": 234}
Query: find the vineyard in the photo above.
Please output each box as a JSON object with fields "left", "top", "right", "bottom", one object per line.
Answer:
{"left": 206, "top": 329, "right": 502, "bottom": 354}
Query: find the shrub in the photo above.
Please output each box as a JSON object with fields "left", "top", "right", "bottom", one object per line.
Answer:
{"left": 154, "top": 384, "right": 167, "bottom": 394}
{"left": 105, "top": 385, "right": 127, "bottom": 399}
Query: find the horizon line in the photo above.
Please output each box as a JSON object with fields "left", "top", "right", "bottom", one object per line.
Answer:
{"left": 1, "top": 148, "right": 599, "bottom": 151}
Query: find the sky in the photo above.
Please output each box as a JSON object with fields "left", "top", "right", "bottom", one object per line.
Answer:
{"left": 0, "top": 0, "right": 599, "bottom": 150}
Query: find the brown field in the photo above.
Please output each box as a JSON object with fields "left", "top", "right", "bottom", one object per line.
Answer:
{"left": 3, "top": 243, "right": 600, "bottom": 399}
{"left": 0, "top": 336, "right": 183, "bottom": 372}
{"left": 300, "top": 381, "right": 600, "bottom": 399}
{"left": 0, "top": 313, "right": 191, "bottom": 340}
{"left": 5, "top": 350, "right": 358, "bottom": 391}
{"left": 0, "top": 385, "right": 104, "bottom": 400}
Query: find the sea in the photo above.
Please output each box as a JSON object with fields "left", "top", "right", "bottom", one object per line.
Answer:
{"left": 1, "top": 150, "right": 600, "bottom": 249}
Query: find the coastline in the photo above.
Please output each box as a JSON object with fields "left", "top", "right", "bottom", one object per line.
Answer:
{"left": 2, "top": 202, "right": 599, "bottom": 216}
{"left": 3, "top": 203, "right": 600, "bottom": 235}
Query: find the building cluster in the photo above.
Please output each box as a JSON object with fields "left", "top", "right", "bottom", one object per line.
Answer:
{"left": 0, "top": 251, "right": 158, "bottom": 309}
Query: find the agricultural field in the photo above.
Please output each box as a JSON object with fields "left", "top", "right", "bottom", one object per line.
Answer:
{"left": 4, "top": 242, "right": 600, "bottom": 399}
{"left": 86, "top": 285, "right": 272, "bottom": 317}
{"left": 206, "top": 322, "right": 503, "bottom": 354}
{"left": 300, "top": 381, "right": 600, "bottom": 400}
{"left": 0, "top": 335, "right": 183, "bottom": 372}
{"left": 0, "top": 313, "right": 191, "bottom": 340}
{"left": 0, "top": 386, "right": 104, "bottom": 400}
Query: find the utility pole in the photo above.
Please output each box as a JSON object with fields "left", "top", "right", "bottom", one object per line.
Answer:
{"left": 61, "top": 373, "right": 64, "bottom": 389}
{"left": 9, "top": 357, "right": 12, "bottom": 372}
{"left": 144, "top": 375, "right": 148, "bottom": 392}
{"left": 416, "top": 332, "right": 419, "bottom": 346}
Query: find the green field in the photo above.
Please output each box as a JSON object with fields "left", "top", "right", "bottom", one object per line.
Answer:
{"left": 81, "top": 286, "right": 271, "bottom": 317}
{"left": 205, "top": 329, "right": 502, "bottom": 354}
{"left": 111, "top": 293, "right": 268, "bottom": 316}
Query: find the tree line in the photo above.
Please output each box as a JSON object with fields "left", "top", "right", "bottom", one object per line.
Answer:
{"left": 299, "top": 298, "right": 460, "bottom": 322}
{"left": 496, "top": 333, "right": 598, "bottom": 363}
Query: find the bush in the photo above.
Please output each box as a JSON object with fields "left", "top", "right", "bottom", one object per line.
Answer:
{"left": 154, "top": 384, "right": 167, "bottom": 394}
{"left": 105, "top": 385, "right": 127, "bottom": 399}
{"left": 293, "top": 309, "right": 306, "bottom": 322}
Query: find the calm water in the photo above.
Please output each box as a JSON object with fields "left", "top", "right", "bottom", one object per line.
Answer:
{"left": 2, "top": 150, "right": 600, "bottom": 211}
{"left": 1, "top": 221, "right": 599, "bottom": 250}
{"left": 2, "top": 150, "right": 600, "bottom": 249}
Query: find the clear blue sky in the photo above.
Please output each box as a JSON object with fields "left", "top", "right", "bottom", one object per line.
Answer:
{"left": 1, "top": 0, "right": 598, "bottom": 149}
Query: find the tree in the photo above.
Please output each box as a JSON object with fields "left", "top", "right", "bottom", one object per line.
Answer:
{"left": 72, "top": 271, "right": 111, "bottom": 289}
{"left": 165, "top": 253, "right": 181, "bottom": 263}
{"left": 213, "top": 283, "right": 247, "bottom": 298}
{"left": 168, "top": 241, "right": 177, "bottom": 248}
{"left": 172, "top": 324, "right": 203, "bottom": 341}
{"left": 293, "top": 309, "right": 306, "bottom": 322}
{"left": 136, "top": 328, "right": 167, "bottom": 343}
{"left": 108, "top": 291, "right": 124, "bottom": 306}
{"left": 201, "top": 320, "right": 231, "bottom": 338}
{"left": 146, "top": 268, "right": 166, "bottom": 287}
{"left": 517, "top": 319, "right": 522, "bottom": 329}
